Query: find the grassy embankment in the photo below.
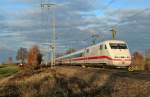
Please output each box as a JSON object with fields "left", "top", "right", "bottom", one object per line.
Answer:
{"left": 0, "top": 66, "right": 150, "bottom": 97}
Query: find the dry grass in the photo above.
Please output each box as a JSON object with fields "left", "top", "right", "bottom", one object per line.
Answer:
{"left": 0, "top": 69, "right": 56, "bottom": 97}
{"left": 0, "top": 67, "right": 150, "bottom": 97}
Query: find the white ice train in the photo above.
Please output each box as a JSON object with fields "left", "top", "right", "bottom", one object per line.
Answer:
{"left": 56, "top": 40, "right": 131, "bottom": 67}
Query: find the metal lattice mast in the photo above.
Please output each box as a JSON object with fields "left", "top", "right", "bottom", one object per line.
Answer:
{"left": 41, "top": 2, "right": 56, "bottom": 67}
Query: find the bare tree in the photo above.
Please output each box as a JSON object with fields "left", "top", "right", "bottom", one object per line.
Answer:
{"left": 16, "top": 47, "right": 28, "bottom": 64}
{"left": 28, "top": 45, "right": 42, "bottom": 67}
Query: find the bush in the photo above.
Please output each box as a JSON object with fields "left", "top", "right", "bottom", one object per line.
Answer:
{"left": 145, "top": 58, "right": 150, "bottom": 71}
{"left": 131, "top": 51, "right": 145, "bottom": 70}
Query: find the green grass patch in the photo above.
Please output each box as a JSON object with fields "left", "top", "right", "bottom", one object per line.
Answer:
{"left": 0, "top": 65, "right": 19, "bottom": 78}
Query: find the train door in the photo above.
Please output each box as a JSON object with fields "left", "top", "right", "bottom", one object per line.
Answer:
{"left": 85, "top": 48, "right": 90, "bottom": 64}
{"left": 83, "top": 49, "right": 87, "bottom": 64}
{"left": 103, "top": 44, "right": 109, "bottom": 64}
{"left": 99, "top": 44, "right": 103, "bottom": 55}
{"left": 99, "top": 44, "right": 104, "bottom": 63}
{"left": 99, "top": 44, "right": 108, "bottom": 64}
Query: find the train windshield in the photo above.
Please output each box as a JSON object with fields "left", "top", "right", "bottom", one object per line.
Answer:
{"left": 109, "top": 43, "right": 127, "bottom": 49}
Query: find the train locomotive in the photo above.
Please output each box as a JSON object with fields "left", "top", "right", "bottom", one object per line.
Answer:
{"left": 56, "top": 40, "right": 131, "bottom": 68}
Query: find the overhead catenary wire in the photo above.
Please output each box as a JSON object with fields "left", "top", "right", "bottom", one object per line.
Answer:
{"left": 101, "top": 0, "right": 116, "bottom": 11}
{"left": 41, "top": 0, "right": 150, "bottom": 54}
{"left": 116, "top": 6, "right": 150, "bottom": 26}
{"left": 82, "top": 0, "right": 116, "bottom": 43}
{"left": 60, "top": 1, "right": 150, "bottom": 53}
{"left": 99, "top": 4, "right": 150, "bottom": 37}
{"left": 94, "top": 1, "right": 150, "bottom": 33}
{"left": 90, "top": 0, "right": 116, "bottom": 13}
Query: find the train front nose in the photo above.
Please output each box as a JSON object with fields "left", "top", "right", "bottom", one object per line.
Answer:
{"left": 112, "top": 57, "right": 131, "bottom": 67}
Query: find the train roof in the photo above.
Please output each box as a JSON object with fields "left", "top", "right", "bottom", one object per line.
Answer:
{"left": 103, "top": 40, "right": 126, "bottom": 43}
{"left": 56, "top": 49, "right": 84, "bottom": 59}
{"left": 85, "top": 40, "right": 126, "bottom": 49}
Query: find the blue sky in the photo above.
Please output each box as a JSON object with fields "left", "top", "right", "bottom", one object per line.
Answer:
{"left": 0, "top": 0, "right": 150, "bottom": 63}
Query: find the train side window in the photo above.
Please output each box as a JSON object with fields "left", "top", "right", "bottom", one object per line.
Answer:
{"left": 100, "top": 45, "right": 103, "bottom": 50}
{"left": 105, "top": 45, "right": 107, "bottom": 49}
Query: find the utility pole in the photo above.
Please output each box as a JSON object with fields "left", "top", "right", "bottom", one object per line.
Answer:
{"left": 41, "top": 2, "right": 56, "bottom": 67}
{"left": 52, "top": 9, "right": 56, "bottom": 66}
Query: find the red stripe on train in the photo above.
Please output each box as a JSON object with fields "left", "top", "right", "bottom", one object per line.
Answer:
{"left": 71, "top": 56, "right": 130, "bottom": 61}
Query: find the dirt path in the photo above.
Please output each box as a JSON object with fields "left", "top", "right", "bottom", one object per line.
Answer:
{"left": 0, "top": 75, "right": 15, "bottom": 85}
